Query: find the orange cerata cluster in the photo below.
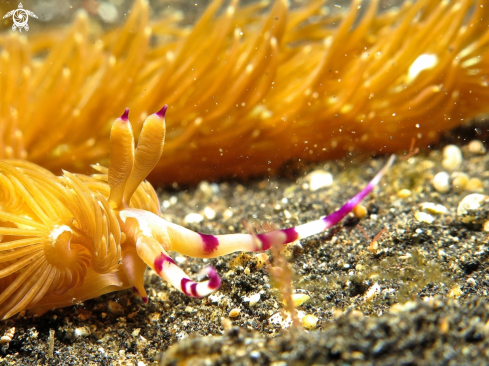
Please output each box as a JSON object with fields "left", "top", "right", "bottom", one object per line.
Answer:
{"left": 0, "top": 0, "right": 488, "bottom": 184}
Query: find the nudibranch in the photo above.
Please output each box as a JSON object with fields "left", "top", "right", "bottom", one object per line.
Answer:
{"left": 0, "top": 106, "right": 394, "bottom": 320}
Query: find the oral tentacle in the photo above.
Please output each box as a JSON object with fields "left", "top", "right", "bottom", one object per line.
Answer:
{"left": 135, "top": 235, "right": 221, "bottom": 298}
{"left": 121, "top": 247, "right": 149, "bottom": 303}
{"left": 253, "top": 154, "right": 396, "bottom": 249}
{"left": 161, "top": 155, "right": 395, "bottom": 256}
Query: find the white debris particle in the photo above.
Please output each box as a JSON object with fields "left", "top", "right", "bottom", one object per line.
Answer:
{"left": 269, "top": 310, "right": 306, "bottom": 329}
{"left": 304, "top": 170, "right": 333, "bottom": 191}
{"left": 223, "top": 209, "right": 233, "bottom": 219}
{"left": 407, "top": 54, "right": 438, "bottom": 82}
{"left": 364, "top": 283, "right": 381, "bottom": 302}
{"left": 176, "top": 331, "right": 188, "bottom": 340}
{"left": 243, "top": 293, "right": 261, "bottom": 306}
{"left": 74, "top": 326, "right": 90, "bottom": 338}
{"left": 448, "top": 285, "right": 463, "bottom": 298}
{"left": 291, "top": 294, "right": 310, "bottom": 307}
{"left": 420, "top": 202, "right": 448, "bottom": 215}
{"left": 184, "top": 213, "right": 204, "bottom": 223}
{"left": 132, "top": 328, "right": 141, "bottom": 337}
{"left": 204, "top": 206, "right": 216, "bottom": 220}
{"left": 457, "top": 194, "right": 488, "bottom": 222}
{"left": 442, "top": 144, "right": 463, "bottom": 170}
{"left": 98, "top": 2, "right": 118, "bottom": 23}
{"left": 209, "top": 293, "right": 224, "bottom": 303}
{"left": 466, "top": 277, "right": 477, "bottom": 286}
{"left": 432, "top": 171, "right": 450, "bottom": 193}
{"left": 467, "top": 140, "right": 485, "bottom": 155}
{"left": 414, "top": 211, "right": 435, "bottom": 224}
{"left": 302, "top": 314, "right": 319, "bottom": 330}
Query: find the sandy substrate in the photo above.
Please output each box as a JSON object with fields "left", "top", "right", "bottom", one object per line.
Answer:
{"left": 1, "top": 137, "right": 489, "bottom": 365}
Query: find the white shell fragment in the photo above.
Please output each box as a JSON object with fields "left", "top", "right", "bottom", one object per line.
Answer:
{"left": 243, "top": 293, "right": 261, "bottom": 306}
{"left": 433, "top": 172, "right": 450, "bottom": 193}
{"left": 184, "top": 213, "right": 204, "bottom": 224}
{"left": 467, "top": 140, "right": 486, "bottom": 155}
{"left": 364, "top": 283, "right": 381, "bottom": 302}
{"left": 420, "top": 202, "right": 448, "bottom": 215}
{"left": 74, "top": 326, "right": 90, "bottom": 338}
{"left": 442, "top": 145, "right": 463, "bottom": 170}
{"left": 457, "top": 194, "right": 488, "bottom": 223}
{"left": 269, "top": 310, "right": 306, "bottom": 330}
{"left": 291, "top": 294, "right": 310, "bottom": 307}
{"left": 414, "top": 211, "right": 435, "bottom": 224}
{"left": 302, "top": 314, "right": 319, "bottom": 330}
{"left": 204, "top": 206, "right": 216, "bottom": 220}
{"left": 304, "top": 170, "right": 333, "bottom": 191}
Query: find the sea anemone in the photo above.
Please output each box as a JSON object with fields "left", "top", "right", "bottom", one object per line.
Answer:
{"left": 0, "top": 0, "right": 488, "bottom": 184}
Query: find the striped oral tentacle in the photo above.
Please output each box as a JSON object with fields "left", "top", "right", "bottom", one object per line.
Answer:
{"left": 153, "top": 251, "right": 221, "bottom": 298}
{"left": 290, "top": 154, "right": 396, "bottom": 239}
{"left": 243, "top": 155, "right": 396, "bottom": 248}
{"left": 136, "top": 235, "right": 221, "bottom": 298}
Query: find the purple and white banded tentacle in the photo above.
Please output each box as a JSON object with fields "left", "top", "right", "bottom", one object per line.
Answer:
{"left": 163, "top": 155, "right": 395, "bottom": 255}
{"left": 254, "top": 154, "right": 396, "bottom": 249}
{"left": 122, "top": 155, "right": 394, "bottom": 301}
{"left": 135, "top": 235, "right": 221, "bottom": 298}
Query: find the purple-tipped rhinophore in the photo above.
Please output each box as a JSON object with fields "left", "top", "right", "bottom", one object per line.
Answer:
{"left": 156, "top": 105, "right": 168, "bottom": 118}
{"left": 120, "top": 108, "right": 130, "bottom": 121}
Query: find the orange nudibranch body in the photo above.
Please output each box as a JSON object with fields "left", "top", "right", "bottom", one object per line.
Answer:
{"left": 0, "top": 106, "right": 393, "bottom": 320}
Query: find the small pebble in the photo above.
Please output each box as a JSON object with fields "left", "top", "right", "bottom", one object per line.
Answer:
{"left": 0, "top": 328, "right": 15, "bottom": 345}
{"left": 433, "top": 172, "right": 450, "bottom": 193}
{"left": 291, "top": 294, "right": 310, "bottom": 307}
{"left": 483, "top": 221, "right": 489, "bottom": 232}
{"left": 302, "top": 314, "right": 319, "bottom": 330}
{"left": 397, "top": 189, "right": 411, "bottom": 198}
{"left": 108, "top": 301, "right": 123, "bottom": 314}
{"left": 467, "top": 140, "right": 486, "bottom": 155}
{"left": 243, "top": 293, "right": 261, "bottom": 306}
{"left": 448, "top": 285, "right": 462, "bottom": 298}
{"left": 466, "top": 177, "right": 483, "bottom": 191}
{"left": 457, "top": 194, "right": 488, "bottom": 223}
{"left": 420, "top": 202, "right": 448, "bottom": 215}
{"left": 466, "top": 278, "right": 477, "bottom": 286}
{"left": 352, "top": 204, "right": 367, "bottom": 219}
{"left": 269, "top": 311, "right": 306, "bottom": 330}
{"left": 364, "top": 283, "right": 381, "bottom": 302}
{"left": 204, "top": 206, "right": 216, "bottom": 220}
{"left": 74, "top": 326, "right": 90, "bottom": 338}
{"left": 229, "top": 308, "right": 241, "bottom": 317}
{"left": 184, "top": 213, "right": 204, "bottom": 224}
{"left": 132, "top": 329, "right": 141, "bottom": 337}
{"left": 198, "top": 181, "right": 214, "bottom": 198}
{"left": 254, "top": 253, "right": 269, "bottom": 269}
{"left": 304, "top": 170, "right": 333, "bottom": 191}
{"left": 442, "top": 145, "right": 463, "bottom": 170}
{"left": 98, "top": 2, "right": 118, "bottom": 23}
{"left": 451, "top": 172, "right": 469, "bottom": 191}
{"left": 414, "top": 211, "right": 435, "bottom": 224}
